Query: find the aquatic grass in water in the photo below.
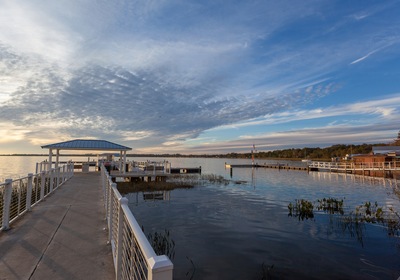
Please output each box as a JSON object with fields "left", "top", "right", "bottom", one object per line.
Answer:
{"left": 287, "top": 199, "right": 314, "bottom": 220}
{"left": 288, "top": 198, "right": 400, "bottom": 245}
{"left": 142, "top": 227, "right": 176, "bottom": 260}
{"left": 316, "top": 197, "right": 344, "bottom": 215}
{"left": 119, "top": 173, "right": 232, "bottom": 193}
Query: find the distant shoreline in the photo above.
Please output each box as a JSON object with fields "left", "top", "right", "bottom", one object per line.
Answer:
{"left": 0, "top": 154, "right": 326, "bottom": 161}
{"left": 0, "top": 142, "right": 394, "bottom": 161}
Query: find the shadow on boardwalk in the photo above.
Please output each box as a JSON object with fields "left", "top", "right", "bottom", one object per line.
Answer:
{"left": 0, "top": 172, "right": 114, "bottom": 280}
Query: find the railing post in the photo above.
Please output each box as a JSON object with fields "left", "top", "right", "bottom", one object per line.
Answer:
{"left": 26, "top": 173, "right": 33, "bottom": 211}
{"left": 40, "top": 171, "right": 46, "bottom": 200}
{"left": 115, "top": 197, "right": 128, "bottom": 280}
{"left": 62, "top": 165, "right": 65, "bottom": 183}
{"left": 67, "top": 162, "right": 71, "bottom": 178}
{"left": 148, "top": 255, "right": 174, "bottom": 280}
{"left": 1, "top": 179, "right": 13, "bottom": 231}
{"left": 108, "top": 183, "right": 116, "bottom": 241}
{"left": 55, "top": 166, "right": 60, "bottom": 188}
{"left": 50, "top": 169, "right": 54, "bottom": 193}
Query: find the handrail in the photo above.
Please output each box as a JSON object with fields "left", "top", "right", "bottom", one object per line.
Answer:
{"left": 309, "top": 161, "right": 400, "bottom": 170}
{"left": 1, "top": 161, "right": 74, "bottom": 231}
{"left": 100, "top": 163, "right": 173, "bottom": 280}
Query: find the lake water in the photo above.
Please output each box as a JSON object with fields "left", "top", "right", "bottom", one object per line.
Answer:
{"left": 1, "top": 156, "right": 400, "bottom": 279}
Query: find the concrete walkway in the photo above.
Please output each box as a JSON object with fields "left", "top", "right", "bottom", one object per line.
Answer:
{"left": 0, "top": 172, "right": 115, "bottom": 280}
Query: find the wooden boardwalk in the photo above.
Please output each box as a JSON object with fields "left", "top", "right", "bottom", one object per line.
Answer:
{"left": 0, "top": 172, "right": 114, "bottom": 280}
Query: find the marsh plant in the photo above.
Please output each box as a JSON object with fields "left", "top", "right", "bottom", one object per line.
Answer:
{"left": 316, "top": 197, "right": 344, "bottom": 215}
{"left": 288, "top": 199, "right": 314, "bottom": 220}
{"left": 288, "top": 198, "right": 400, "bottom": 245}
{"left": 169, "top": 174, "right": 230, "bottom": 186}
{"left": 261, "top": 263, "right": 274, "bottom": 280}
{"left": 145, "top": 229, "right": 176, "bottom": 260}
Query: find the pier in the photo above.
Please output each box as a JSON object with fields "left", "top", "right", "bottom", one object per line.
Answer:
{"left": 309, "top": 161, "right": 400, "bottom": 179}
{"left": 0, "top": 165, "right": 174, "bottom": 280}
{"left": 1, "top": 139, "right": 175, "bottom": 280}
{"left": 225, "top": 161, "right": 400, "bottom": 179}
{"left": 225, "top": 162, "right": 308, "bottom": 171}
{"left": 0, "top": 171, "right": 114, "bottom": 279}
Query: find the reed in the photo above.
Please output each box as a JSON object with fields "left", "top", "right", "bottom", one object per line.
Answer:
{"left": 288, "top": 198, "right": 400, "bottom": 245}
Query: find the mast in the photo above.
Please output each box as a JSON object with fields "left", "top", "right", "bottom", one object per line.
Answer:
{"left": 251, "top": 144, "right": 256, "bottom": 165}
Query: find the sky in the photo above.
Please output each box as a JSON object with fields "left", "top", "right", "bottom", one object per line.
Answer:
{"left": 1, "top": 0, "right": 400, "bottom": 155}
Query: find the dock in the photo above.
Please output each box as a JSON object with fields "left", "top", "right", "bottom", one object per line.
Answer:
{"left": 308, "top": 161, "right": 400, "bottom": 179}
{"left": 225, "top": 161, "right": 400, "bottom": 179}
{"left": 0, "top": 172, "right": 114, "bottom": 280}
{"left": 225, "top": 163, "right": 308, "bottom": 171}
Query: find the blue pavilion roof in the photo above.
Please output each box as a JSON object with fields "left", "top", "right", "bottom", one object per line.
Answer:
{"left": 41, "top": 139, "right": 132, "bottom": 151}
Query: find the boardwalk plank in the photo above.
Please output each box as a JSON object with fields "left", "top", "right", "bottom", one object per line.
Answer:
{"left": 0, "top": 172, "right": 114, "bottom": 280}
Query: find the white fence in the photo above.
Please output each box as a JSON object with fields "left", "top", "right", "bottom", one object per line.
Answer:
{"left": 0, "top": 162, "right": 74, "bottom": 231}
{"left": 309, "top": 161, "right": 400, "bottom": 171}
{"left": 132, "top": 161, "right": 171, "bottom": 174}
{"left": 100, "top": 164, "right": 173, "bottom": 280}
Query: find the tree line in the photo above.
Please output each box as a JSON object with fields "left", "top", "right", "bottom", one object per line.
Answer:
{"left": 224, "top": 143, "right": 385, "bottom": 161}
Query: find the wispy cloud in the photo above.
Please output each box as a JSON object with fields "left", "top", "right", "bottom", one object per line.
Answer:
{"left": 0, "top": 1, "right": 400, "bottom": 153}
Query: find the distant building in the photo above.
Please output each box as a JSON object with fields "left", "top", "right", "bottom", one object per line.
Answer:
{"left": 352, "top": 146, "right": 400, "bottom": 163}
{"left": 352, "top": 154, "right": 392, "bottom": 164}
{"left": 352, "top": 148, "right": 400, "bottom": 179}
{"left": 372, "top": 146, "right": 400, "bottom": 156}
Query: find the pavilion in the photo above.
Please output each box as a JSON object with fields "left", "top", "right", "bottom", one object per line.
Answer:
{"left": 41, "top": 139, "right": 132, "bottom": 173}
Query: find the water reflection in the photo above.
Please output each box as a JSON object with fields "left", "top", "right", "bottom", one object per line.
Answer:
{"left": 125, "top": 191, "right": 171, "bottom": 205}
{"left": 124, "top": 159, "right": 400, "bottom": 279}
{"left": 309, "top": 170, "right": 399, "bottom": 187}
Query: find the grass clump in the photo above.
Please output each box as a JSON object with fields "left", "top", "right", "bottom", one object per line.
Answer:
{"left": 316, "top": 197, "right": 344, "bottom": 215}
{"left": 288, "top": 199, "right": 314, "bottom": 220}
{"left": 118, "top": 173, "right": 231, "bottom": 194}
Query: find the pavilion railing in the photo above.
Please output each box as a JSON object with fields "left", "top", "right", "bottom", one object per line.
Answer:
{"left": 100, "top": 164, "right": 173, "bottom": 280}
{"left": 0, "top": 162, "right": 74, "bottom": 231}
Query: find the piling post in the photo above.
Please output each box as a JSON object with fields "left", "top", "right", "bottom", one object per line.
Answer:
{"left": 26, "top": 173, "right": 33, "bottom": 211}
{"left": 1, "top": 179, "right": 13, "bottom": 231}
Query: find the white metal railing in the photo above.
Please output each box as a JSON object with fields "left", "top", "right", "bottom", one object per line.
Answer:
{"left": 0, "top": 162, "right": 74, "bottom": 231}
{"left": 132, "top": 161, "right": 171, "bottom": 174}
{"left": 309, "top": 161, "right": 400, "bottom": 170}
{"left": 101, "top": 164, "right": 173, "bottom": 280}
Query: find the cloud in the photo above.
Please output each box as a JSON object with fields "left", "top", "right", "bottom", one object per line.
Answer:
{"left": 212, "top": 94, "right": 400, "bottom": 130}
{"left": 181, "top": 122, "right": 400, "bottom": 154}
{"left": 0, "top": 1, "right": 400, "bottom": 153}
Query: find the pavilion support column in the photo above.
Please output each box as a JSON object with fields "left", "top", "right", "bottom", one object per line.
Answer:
{"left": 56, "top": 149, "right": 60, "bottom": 169}
{"left": 123, "top": 151, "right": 127, "bottom": 174}
{"left": 119, "top": 151, "right": 122, "bottom": 172}
{"left": 56, "top": 149, "right": 60, "bottom": 187}
{"left": 48, "top": 149, "right": 53, "bottom": 171}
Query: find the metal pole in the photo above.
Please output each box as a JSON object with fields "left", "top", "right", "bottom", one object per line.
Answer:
{"left": 26, "top": 174, "right": 33, "bottom": 211}
{"left": 50, "top": 169, "right": 54, "bottom": 193}
{"left": 1, "top": 179, "right": 13, "bottom": 231}
{"left": 40, "top": 171, "right": 46, "bottom": 200}
{"left": 115, "top": 197, "right": 128, "bottom": 280}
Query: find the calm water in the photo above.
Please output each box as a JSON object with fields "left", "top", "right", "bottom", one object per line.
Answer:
{"left": 0, "top": 155, "right": 98, "bottom": 181}
{"left": 128, "top": 158, "right": 400, "bottom": 280}
{"left": 2, "top": 156, "right": 400, "bottom": 279}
